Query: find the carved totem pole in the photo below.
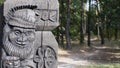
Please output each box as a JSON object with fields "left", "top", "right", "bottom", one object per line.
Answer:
{"left": 1, "top": 0, "right": 59, "bottom": 68}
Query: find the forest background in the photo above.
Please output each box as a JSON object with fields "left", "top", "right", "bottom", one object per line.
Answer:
{"left": 56, "top": 0, "right": 120, "bottom": 49}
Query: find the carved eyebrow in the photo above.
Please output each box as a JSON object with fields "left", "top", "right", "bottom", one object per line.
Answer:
{"left": 13, "top": 27, "right": 23, "bottom": 31}
{"left": 13, "top": 27, "right": 35, "bottom": 32}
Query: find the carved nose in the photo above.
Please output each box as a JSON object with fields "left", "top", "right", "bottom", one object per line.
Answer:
{"left": 18, "top": 34, "right": 27, "bottom": 42}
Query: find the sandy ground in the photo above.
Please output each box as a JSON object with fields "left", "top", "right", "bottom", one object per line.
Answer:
{"left": 58, "top": 48, "right": 93, "bottom": 68}
{"left": 58, "top": 43, "right": 120, "bottom": 68}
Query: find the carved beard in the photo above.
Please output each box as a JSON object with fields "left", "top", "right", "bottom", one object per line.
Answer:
{"left": 3, "top": 33, "right": 33, "bottom": 59}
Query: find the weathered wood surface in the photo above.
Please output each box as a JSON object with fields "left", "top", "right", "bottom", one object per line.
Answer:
{"left": 1, "top": 0, "right": 59, "bottom": 68}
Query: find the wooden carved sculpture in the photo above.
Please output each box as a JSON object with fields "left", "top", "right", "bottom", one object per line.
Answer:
{"left": 1, "top": 0, "right": 59, "bottom": 68}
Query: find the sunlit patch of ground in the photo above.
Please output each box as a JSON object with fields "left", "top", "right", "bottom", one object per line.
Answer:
{"left": 58, "top": 40, "right": 120, "bottom": 68}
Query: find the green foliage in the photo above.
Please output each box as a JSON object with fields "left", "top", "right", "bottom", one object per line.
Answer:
{"left": 58, "top": 0, "right": 120, "bottom": 42}
{"left": 75, "top": 63, "right": 120, "bottom": 68}
{"left": 0, "top": 0, "right": 3, "bottom": 4}
{"left": 59, "top": 0, "right": 120, "bottom": 40}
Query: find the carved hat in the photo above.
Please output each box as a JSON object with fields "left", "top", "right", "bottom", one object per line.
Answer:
{"left": 4, "top": 0, "right": 59, "bottom": 29}
{"left": 4, "top": 0, "right": 59, "bottom": 16}
{"left": 8, "top": 9, "right": 36, "bottom": 28}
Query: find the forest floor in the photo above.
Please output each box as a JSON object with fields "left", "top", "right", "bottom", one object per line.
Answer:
{"left": 58, "top": 39, "right": 120, "bottom": 68}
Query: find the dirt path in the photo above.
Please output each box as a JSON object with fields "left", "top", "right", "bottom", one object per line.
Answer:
{"left": 58, "top": 48, "right": 94, "bottom": 68}
{"left": 58, "top": 56, "right": 92, "bottom": 68}
{"left": 58, "top": 42, "right": 120, "bottom": 68}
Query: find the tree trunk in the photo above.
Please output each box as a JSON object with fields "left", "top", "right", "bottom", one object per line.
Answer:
{"left": 96, "top": 0, "right": 105, "bottom": 44}
{"left": 60, "top": 0, "right": 65, "bottom": 47}
{"left": 56, "top": 26, "right": 60, "bottom": 44}
{"left": 99, "top": 25, "right": 104, "bottom": 44}
{"left": 80, "top": 0, "right": 84, "bottom": 44}
{"left": 106, "top": 19, "right": 111, "bottom": 41}
{"left": 87, "top": 0, "right": 92, "bottom": 47}
{"left": 65, "top": 0, "right": 71, "bottom": 49}
{"left": 114, "top": 27, "right": 118, "bottom": 40}
{"left": 60, "top": 26, "right": 64, "bottom": 47}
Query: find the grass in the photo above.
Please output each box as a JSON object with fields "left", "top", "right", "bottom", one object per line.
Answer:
{"left": 0, "top": 0, "right": 3, "bottom": 4}
{"left": 75, "top": 63, "right": 120, "bottom": 68}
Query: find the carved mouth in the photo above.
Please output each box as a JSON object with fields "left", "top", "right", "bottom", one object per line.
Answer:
{"left": 15, "top": 41, "right": 29, "bottom": 47}
{"left": 16, "top": 42, "right": 27, "bottom": 45}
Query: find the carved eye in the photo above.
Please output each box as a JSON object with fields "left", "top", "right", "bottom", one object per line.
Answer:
{"left": 41, "top": 11, "right": 49, "bottom": 21}
{"left": 14, "top": 30, "right": 21, "bottom": 35}
{"left": 29, "top": 31, "right": 32, "bottom": 34}
{"left": 25, "top": 31, "right": 33, "bottom": 35}
{"left": 49, "top": 10, "right": 57, "bottom": 22}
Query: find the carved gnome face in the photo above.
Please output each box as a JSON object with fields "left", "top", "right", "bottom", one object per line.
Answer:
{"left": 7, "top": 9, "right": 36, "bottom": 47}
